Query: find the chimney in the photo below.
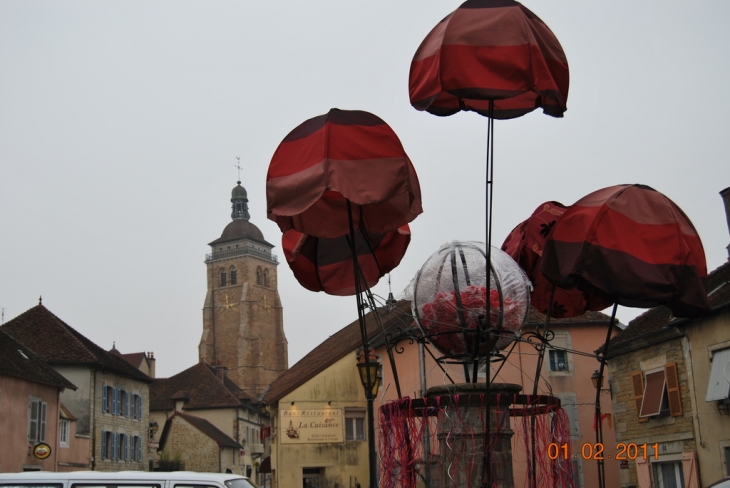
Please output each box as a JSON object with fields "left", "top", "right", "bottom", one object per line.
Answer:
{"left": 721, "top": 187, "right": 730, "bottom": 260}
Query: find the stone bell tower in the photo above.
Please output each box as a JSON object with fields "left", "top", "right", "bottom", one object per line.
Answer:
{"left": 199, "top": 181, "right": 288, "bottom": 396}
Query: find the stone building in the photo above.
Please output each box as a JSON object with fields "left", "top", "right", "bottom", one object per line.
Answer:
{"left": 199, "top": 181, "right": 288, "bottom": 396}
{"left": 157, "top": 411, "right": 242, "bottom": 474}
{"left": 1, "top": 303, "right": 152, "bottom": 472}
{"left": 149, "top": 360, "right": 269, "bottom": 482}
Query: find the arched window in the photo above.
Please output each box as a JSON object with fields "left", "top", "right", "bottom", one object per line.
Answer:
{"left": 256, "top": 267, "right": 262, "bottom": 285}
{"left": 229, "top": 267, "right": 237, "bottom": 285}
{"left": 263, "top": 269, "right": 269, "bottom": 287}
{"left": 219, "top": 269, "right": 227, "bottom": 287}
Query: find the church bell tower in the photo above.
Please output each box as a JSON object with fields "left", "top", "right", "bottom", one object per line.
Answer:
{"left": 199, "top": 181, "right": 288, "bottom": 396}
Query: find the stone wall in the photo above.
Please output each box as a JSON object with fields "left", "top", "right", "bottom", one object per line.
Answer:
{"left": 165, "top": 416, "right": 219, "bottom": 472}
{"left": 94, "top": 372, "right": 149, "bottom": 472}
{"left": 608, "top": 337, "right": 695, "bottom": 487}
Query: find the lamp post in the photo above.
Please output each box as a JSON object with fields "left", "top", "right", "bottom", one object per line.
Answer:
{"left": 357, "top": 350, "right": 381, "bottom": 488}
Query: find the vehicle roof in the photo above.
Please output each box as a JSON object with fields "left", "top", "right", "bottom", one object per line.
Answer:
{"left": 0, "top": 472, "right": 248, "bottom": 482}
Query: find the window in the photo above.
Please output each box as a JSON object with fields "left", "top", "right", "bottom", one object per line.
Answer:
{"left": 547, "top": 333, "right": 571, "bottom": 373}
{"left": 136, "top": 395, "right": 143, "bottom": 421}
{"left": 135, "top": 435, "right": 143, "bottom": 462}
{"left": 60, "top": 419, "right": 70, "bottom": 448}
{"left": 101, "top": 431, "right": 114, "bottom": 460}
{"left": 706, "top": 347, "right": 730, "bottom": 402}
{"left": 120, "top": 434, "right": 128, "bottom": 461}
{"left": 220, "top": 270, "right": 227, "bottom": 287}
{"left": 549, "top": 350, "right": 568, "bottom": 371}
{"left": 27, "top": 397, "right": 47, "bottom": 443}
{"left": 263, "top": 269, "right": 268, "bottom": 287}
{"left": 256, "top": 268, "right": 262, "bottom": 285}
{"left": 652, "top": 461, "right": 683, "bottom": 488}
{"left": 302, "top": 468, "right": 322, "bottom": 488}
{"left": 230, "top": 267, "right": 237, "bottom": 285}
{"left": 631, "top": 363, "right": 683, "bottom": 420}
{"left": 345, "top": 409, "right": 365, "bottom": 441}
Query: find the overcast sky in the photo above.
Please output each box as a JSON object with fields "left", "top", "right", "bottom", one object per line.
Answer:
{"left": 1, "top": 1, "right": 728, "bottom": 379}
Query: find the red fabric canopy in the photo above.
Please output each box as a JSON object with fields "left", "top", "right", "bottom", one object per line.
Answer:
{"left": 540, "top": 184, "right": 710, "bottom": 318}
{"left": 409, "top": 0, "right": 569, "bottom": 120}
{"left": 502, "top": 201, "right": 612, "bottom": 317}
{"left": 282, "top": 226, "right": 411, "bottom": 296}
{"left": 267, "top": 109, "right": 422, "bottom": 238}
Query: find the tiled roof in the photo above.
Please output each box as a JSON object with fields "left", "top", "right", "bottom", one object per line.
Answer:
{"left": 60, "top": 403, "right": 77, "bottom": 421}
{"left": 524, "top": 307, "right": 615, "bottom": 327}
{"left": 160, "top": 411, "right": 241, "bottom": 449}
{"left": 606, "top": 260, "right": 730, "bottom": 356}
{"left": 1, "top": 305, "right": 151, "bottom": 383}
{"left": 150, "top": 362, "right": 252, "bottom": 411}
{"left": 0, "top": 328, "right": 77, "bottom": 390}
{"left": 263, "top": 299, "right": 415, "bottom": 405}
{"left": 114, "top": 350, "right": 147, "bottom": 369}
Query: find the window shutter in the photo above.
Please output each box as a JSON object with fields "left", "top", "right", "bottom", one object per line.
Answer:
{"left": 636, "top": 458, "right": 651, "bottom": 488}
{"left": 137, "top": 436, "right": 142, "bottom": 462}
{"left": 101, "top": 430, "right": 107, "bottom": 459}
{"left": 131, "top": 394, "right": 137, "bottom": 419}
{"left": 665, "top": 362, "right": 683, "bottom": 417}
{"left": 28, "top": 399, "right": 38, "bottom": 442}
{"left": 116, "top": 388, "right": 121, "bottom": 415}
{"left": 631, "top": 371, "right": 648, "bottom": 423}
{"left": 40, "top": 402, "right": 47, "bottom": 442}
{"left": 125, "top": 391, "right": 130, "bottom": 418}
{"left": 102, "top": 386, "right": 108, "bottom": 413}
{"left": 682, "top": 452, "right": 699, "bottom": 488}
{"left": 138, "top": 395, "right": 143, "bottom": 420}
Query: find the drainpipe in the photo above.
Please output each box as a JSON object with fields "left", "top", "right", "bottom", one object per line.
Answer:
{"left": 91, "top": 369, "right": 97, "bottom": 470}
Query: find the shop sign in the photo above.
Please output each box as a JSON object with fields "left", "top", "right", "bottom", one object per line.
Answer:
{"left": 280, "top": 408, "right": 343, "bottom": 444}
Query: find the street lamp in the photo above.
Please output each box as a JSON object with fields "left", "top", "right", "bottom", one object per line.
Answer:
{"left": 357, "top": 350, "right": 381, "bottom": 488}
{"left": 591, "top": 370, "right": 612, "bottom": 398}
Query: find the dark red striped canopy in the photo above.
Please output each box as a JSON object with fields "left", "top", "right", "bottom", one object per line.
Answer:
{"left": 282, "top": 225, "right": 411, "bottom": 296}
{"left": 502, "top": 201, "right": 613, "bottom": 318}
{"left": 540, "top": 185, "right": 710, "bottom": 318}
{"left": 267, "top": 109, "right": 422, "bottom": 239}
{"left": 409, "top": 0, "right": 569, "bottom": 120}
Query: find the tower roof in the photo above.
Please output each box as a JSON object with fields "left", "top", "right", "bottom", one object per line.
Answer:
{"left": 208, "top": 219, "right": 272, "bottom": 247}
{"left": 209, "top": 181, "right": 272, "bottom": 247}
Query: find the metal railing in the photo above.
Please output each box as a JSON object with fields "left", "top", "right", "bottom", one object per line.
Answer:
{"left": 206, "top": 246, "right": 278, "bottom": 263}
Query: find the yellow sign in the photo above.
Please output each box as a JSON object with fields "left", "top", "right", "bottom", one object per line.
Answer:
{"left": 33, "top": 443, "right": 52, "bottom": 459}
{"left": 280, "top": 408, "right": 343, "bottom": 444}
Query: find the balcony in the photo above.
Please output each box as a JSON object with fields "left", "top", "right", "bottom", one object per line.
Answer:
{"left": 250, "top": 443, "right": 265, "bottom": 455}
{"left": 206, "top": 246, "right": 278, "bottom": 263}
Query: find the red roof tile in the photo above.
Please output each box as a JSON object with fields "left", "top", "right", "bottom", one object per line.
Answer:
{"left": 0, "top": 328, "right": 77, "bottom": 390}
{"left": 1, "top": 305, "right": 150, "bottom": 382}
{"left": 160, "top": 411, "right": 241, "bottom": 449}
{"left": 150, "top": 362, "right": 253, "bottom": 411}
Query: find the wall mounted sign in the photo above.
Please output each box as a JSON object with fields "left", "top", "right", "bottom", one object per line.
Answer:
{"left": 33, "top": 443, "right": 52, "bottom": 459}
{"left": 280, "top": 408, "right": 343, "bottom": 444}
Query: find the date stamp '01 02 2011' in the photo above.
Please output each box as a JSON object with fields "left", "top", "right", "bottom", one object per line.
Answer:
{"left": 548, "top": 443, "right": 660, "bottom": 461}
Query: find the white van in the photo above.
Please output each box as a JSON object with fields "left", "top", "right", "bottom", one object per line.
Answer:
{"left": 0, "top": 471, "right": 256, "bottom": 488}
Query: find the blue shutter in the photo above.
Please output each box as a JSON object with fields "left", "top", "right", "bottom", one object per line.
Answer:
{"left": 115, "top": 388, "right": 121, "bottom": 415}
{"left": 124, "top": 391, "right": 130, "bottom": 418}
{"left": 102, "top": 386, "right": 107, "bottom": 413}
{"left": 131, "top": 394, "right": 136, "bottom": 419}
{"left": 101, "top": 430, "right": 107, "bottom": 459}
{"left": 138, "top": 395, "right": 143, "bottom": 421}
{"left": 112, "top": 388, "right": 117, "bottom": 415}
{"left": 137, "top": 435, "right": 142, "bottom": 462}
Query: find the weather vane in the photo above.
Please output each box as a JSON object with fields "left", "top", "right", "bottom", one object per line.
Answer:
{"left": 235, "top": 156, "right": 242, "bottom": 182}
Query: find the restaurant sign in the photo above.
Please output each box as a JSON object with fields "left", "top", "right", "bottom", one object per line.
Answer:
{"left": 280, "top": 408, "right": 343, "bottom": 444}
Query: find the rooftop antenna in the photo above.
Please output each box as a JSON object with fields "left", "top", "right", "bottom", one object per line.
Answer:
{"left": 235, "top": 156, "right": 242, "bottom": 183}
{"left": 1, "top": 308, "right": 4, "bottom": 325}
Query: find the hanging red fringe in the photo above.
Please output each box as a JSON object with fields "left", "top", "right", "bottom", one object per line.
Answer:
{"left": 379, "top": 394, "right": 576, "bottom": 488}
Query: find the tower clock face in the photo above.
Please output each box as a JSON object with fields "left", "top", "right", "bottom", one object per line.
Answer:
{"left": 258, "top": 294, "right": 272, "bottom": 316}
{"left": 217, "top": 293, "right": 238, "bottom": 317}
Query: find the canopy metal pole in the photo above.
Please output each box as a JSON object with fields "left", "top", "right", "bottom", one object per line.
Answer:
{"left": 595, "top": 303, "right": 618, "bottom": 488}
